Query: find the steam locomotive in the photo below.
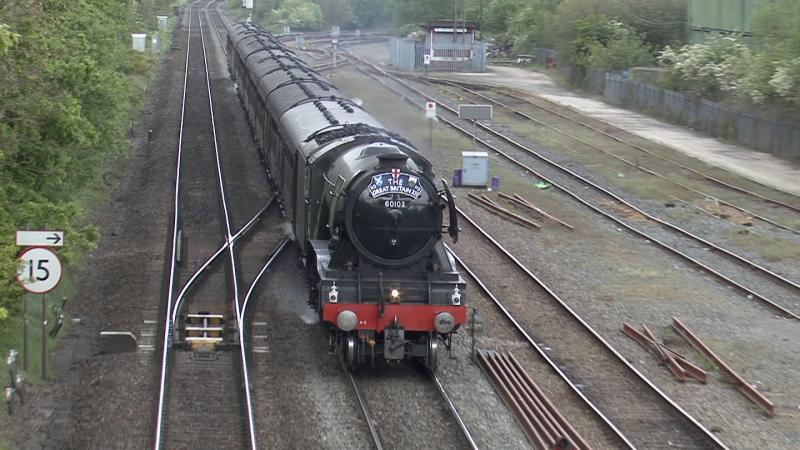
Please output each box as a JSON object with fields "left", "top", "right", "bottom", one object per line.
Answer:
{"left": 227, "top": 23, "right": 466, "bottom": 372}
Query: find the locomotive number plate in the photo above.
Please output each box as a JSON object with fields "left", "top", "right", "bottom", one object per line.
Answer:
{"left": 384, "top": 200, "right": 407, "bottom": 209}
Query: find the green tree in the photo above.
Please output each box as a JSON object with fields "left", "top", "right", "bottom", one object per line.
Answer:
{"left": 316, "top": 0, "right": 356, "bottom": 27}
{"left": 352, "top": 0, "right": 393, "bottom": 28}
{"left": 392, "top": 0, "right": 453, "bottom": 28}
{"left": 271, "top": 0, "right": 325, "bottom": 30}
{"left": 0, "top": 23, "right": 20, "bottom": 55}
{"left": 566, "top": 15, "right": 653, "bottom": 72}
{"left": 613, "top": 0, "right": 687, "bottom": 49}
{"left": 586, "top": 22, "right": 654, "bottom": 70}
{"left": 659, "top": 33, "right": 799, "bottom": 108}
{"left": 482, "top": 0, "right": 525, "bottom": 34}
{"left": 507, "top": 1, "right": 559, "bottom": 52}
{"left": 0, "top": 0, "right": 170, "bottom": 323}
{"left": 753, "top": 0, "right": 800, "bottom": 58}
{"left": 497, "top": 0, "right": 686, "bottom": 59}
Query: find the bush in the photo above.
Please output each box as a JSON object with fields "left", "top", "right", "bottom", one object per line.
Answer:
{"left": 769, "top": 58, "right": 800, "bottom": 110}
{"left": 569, "top": 16, "right": 653, "bottom": 73}
{"left": 0, "top": 0, "right": 169, "bottom": 323}
{"left": 655, "top": 0, "right": 800, "bottom": 112}
{"left": 658, "top": 34, "right": 800, "bottom": 108}
{"left": 269, "top": 0, "right": 324, "bottom": 31}
{"left": 658, "top": 35, "right": 749, "bottom": 97}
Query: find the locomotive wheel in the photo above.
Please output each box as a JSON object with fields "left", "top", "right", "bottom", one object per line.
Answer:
{"left": 340, "top": 333, "right": 359, "bottom": 372}
{"left": 425, "top": 333, "right": 439, "bottom": 373}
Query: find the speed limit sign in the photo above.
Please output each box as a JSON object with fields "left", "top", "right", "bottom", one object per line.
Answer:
{"left": 17, "top": 247, "right": 62, "bottom": 294}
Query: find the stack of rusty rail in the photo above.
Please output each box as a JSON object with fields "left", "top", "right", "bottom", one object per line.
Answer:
{"left": 467, "top": 193, "right": 541, "bottom": 229}
{"left": 672, "top": 318, "right": 775, "bottom": 416}
{"left": 477, "top": 350, "right": 590, "bottom": 450}
{"left": 466, "top": 191, "right": 576, "bottom": 232}
{"left": 622, "top": 323, "right": 708, "bottom": 383}
{"left": 623, "top": 319, "right": 776, "bottom": 417}
{"left": 498, "top": 192, "right": 574, "bottom": 230}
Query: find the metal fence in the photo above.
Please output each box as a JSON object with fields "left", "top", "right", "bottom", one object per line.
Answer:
{"left": 390, "top": 37, "right": 486, "bottom": 72}
{"left": 583, "top": 69, "right": 607, "bottom": 94}
{"left": 604, "top": 74, "right": 800, "bottom": 160}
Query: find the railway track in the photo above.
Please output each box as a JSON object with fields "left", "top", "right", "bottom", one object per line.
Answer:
{"left": 426, "top": 79, "right": 800, "bottom": 234}
{"left": 153, "top": 4, "right": 278, "bottom": 448}
{"left": 205, "top": 4, "right": 227, "bottom": 55}
{"left": 346, "top": 366, "right": 478, "bottom": 450}
{"left": 339, "top": 51, "right": 800, "bottom": 321}
{"left": 443, "top": 246, "right": 632, "bottom": 449}
{"left": 204, "top": 12, "right": 475, "bottom": 448}
{"left": 449, "top": 208, "right": 727, "bottom": 449}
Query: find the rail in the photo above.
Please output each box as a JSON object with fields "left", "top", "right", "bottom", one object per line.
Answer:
{"left": 153, "top": 5, "right": 193, "bottom": 449}
{"left": 346, "top": 371, "right": 384, "bottom": 450}
{"left": 444, "top": 245, "right": 636, "bottom": 449}
{"left": 170, "top": 197, "right": 275, "bottom": 329}
{"left": 198, "top": 12, "right": 257, "bottom": 448}
{"left": 430, "top": 373, "right": 479, "bottom": 450}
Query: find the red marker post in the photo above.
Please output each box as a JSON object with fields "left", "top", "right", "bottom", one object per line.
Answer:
{"left": 425, "top": 101, "right": 437, "bottom": 150}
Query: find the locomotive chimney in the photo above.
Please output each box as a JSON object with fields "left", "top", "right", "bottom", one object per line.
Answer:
{"left": 377, "top": 152, "right": 409, "bottom": 169}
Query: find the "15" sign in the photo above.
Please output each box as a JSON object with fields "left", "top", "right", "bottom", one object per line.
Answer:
{"left": 17, "top": 247, "right": 62, "bottom": 294}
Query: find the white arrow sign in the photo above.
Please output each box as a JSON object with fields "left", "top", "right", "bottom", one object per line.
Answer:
{"left": 16, "top": 230, "right": 64, "bottom": 247}
{"left": 17, "top": 247, "right": 63, "bottom": 294}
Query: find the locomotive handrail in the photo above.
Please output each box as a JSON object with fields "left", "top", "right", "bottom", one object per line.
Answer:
{"left": 440, "top": 179, "right": 459, "bottom": 243}
{"left": 321, "top": 172, "right": 337, "bottom": 189}
{"left": 252, "top": 53, "right": 309, "bottom": 71}
{"left": 242, "top": 45, "right": 290, "bottom": 64}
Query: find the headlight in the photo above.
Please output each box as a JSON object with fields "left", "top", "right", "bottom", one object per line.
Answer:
{"left": 337, "top": 310, "right": 358, "bottom": 331}
{"left": 390, "top": 288, "right": 400, "bottom": 302}
{"left": 434, "top": 312, "right": 455, "bottom": 334}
